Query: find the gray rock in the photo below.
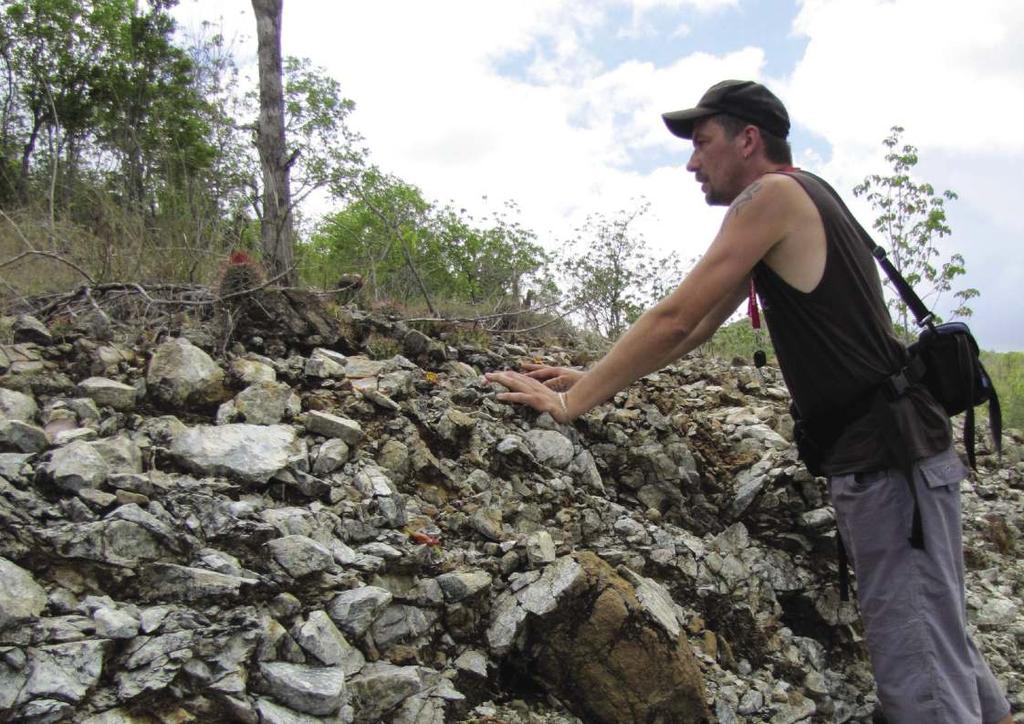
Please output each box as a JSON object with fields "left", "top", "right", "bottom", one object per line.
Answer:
{"left": 146, "top": 337, "right": 226, "bottom": 408}
{"left": 515, "top": 555, "right": 583, "bottom": 616}
{"left": 454, "top": 650, "right": 488, "bottom": 678}
{"left": 348, "top": 662, "right": 422, "bottom": 723}
{"left": 770, "top": 695, "right": 816, "bottom": 724}
{"left": 368, "top": 605, "right": 438, "bottom": 649}
{"left": 327, "top": 587, "right": 394, "bottom": 638}
{"left": 255, "top": 698, "right": 327, "bottom": 724}
{"left": 304, "top": 348, "right": 348, "bottom": 379}
{"left": 41, "top": 505, "right": 179, "bottom": 567}
{"left": 976, "top": 597, "right": 1019, "bottom": 628}
{"left": 0, "top": 388, "right": 37, "bottom": 422}
{"left": 218, "top": 381, "right": 301, "bottom": 425}
{"left": 91, "top": 435, "right": 143, "bottom": 473}
{"left": 621, "top": 568, "right": 683, "bottom": 639}
{"left": 0, "top": 452, "right": 32, "bottom": 480}
{"left": 168, "top": 423, "right": 304, "bottom": 483}
{"left": 435, "top": 571, "right": 492, "bottom": 602}
{"left": 75, "top": 377, "right": 137, "bottom": 411}
{"left": 267, "top": 535, "right": 334, "bottom": 578}
{"left": 230, "top": 356, "right": 277, "bottom": 385}
{"left": 313, "top": 438, "right": 350, "bottom": 475}
{"left": 138, "top": 563, "right": 258, "bottom": 601}
{"left": 42, "top": 439, "right": 109, "bottom": 491}
{"left": 393, "top": 695, "right": 445, "bottom": 724}
{"left": 259, "top": 661, "right": 348, "bottom": 716}
{"left": 470, "top": 507, "right": 505, "bottom": 542}
{"left": 525, "top": 530, "right": 557, "bottom": 566}
{"left": 21, "top": 640, "right": 109, "bottom": 704}
{"left": 343, "top": 356, "right": 386, "bottom": 379}
{"left": 305, "top": 411, "right": 363, "bottom": 445}
{"left": 93, "top": 607, "right": 139, "bottom": 639}
{"left": 12, "top": 314, "right": 51, "bottom": 344}
{"left": 117, "top": 631, "right": 195, "bottom": 700}
{"left": 0, "top": 419, "right": 48, "bottom": 453}
{"left": 0, "top": 557, "right": 47, "bottom": 629}
{"left": 525, "top": 429, "right": 574, "bottom": 468}
{"left": 294, "top": 611, "right": 365, "bottom": 674}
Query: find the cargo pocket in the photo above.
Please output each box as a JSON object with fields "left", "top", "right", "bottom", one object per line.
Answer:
{"left": 918, "top": 448, "right": 967, "bottom": 490}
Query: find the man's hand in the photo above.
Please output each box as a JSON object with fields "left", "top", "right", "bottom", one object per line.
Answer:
{"left": 520, "top": 363, "right": 584, "bottom": 392}
{"left": 484, "top": 370, "right": 572, "bottom": 423}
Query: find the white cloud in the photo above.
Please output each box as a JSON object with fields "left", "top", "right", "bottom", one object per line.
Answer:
{"left": 172, "top": 0, "right": 1024, "bottom": 348}
{"left": 785, "top": 0, "right": 1024, "bottom": 154}
{"left": 781, "top": 0, "right": 1024, "bottom": 349}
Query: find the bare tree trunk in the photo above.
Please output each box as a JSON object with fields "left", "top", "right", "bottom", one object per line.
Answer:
{"left": 251, "top": 0, "right": 295, "bottom": 285}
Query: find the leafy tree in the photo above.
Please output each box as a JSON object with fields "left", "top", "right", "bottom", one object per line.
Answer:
{"left": 306, "top": 170, "right": 554, "bottom": 313}
{"left": 854, "top": 126, "right": 979, "bottom": 339}
{"left": 559, "top": 201, "right": 683, "bottom": 339}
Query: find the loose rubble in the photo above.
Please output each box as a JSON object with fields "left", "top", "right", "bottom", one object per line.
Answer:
{"left": 0, "top": 301, "right": 1021, "bottom": 723}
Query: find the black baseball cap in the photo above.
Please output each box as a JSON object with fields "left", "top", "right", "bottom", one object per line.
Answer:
{"left": 662, "top": 80, "right": 790, "bottom": 140}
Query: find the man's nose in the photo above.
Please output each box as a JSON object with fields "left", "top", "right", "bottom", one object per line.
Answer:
{"left": 685, "top": 153, "right": 699, "bottom": 173}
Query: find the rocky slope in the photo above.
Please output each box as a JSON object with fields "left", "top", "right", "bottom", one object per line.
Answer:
{"left": 0, "top": 297, "right": 1021, "bottom": 723}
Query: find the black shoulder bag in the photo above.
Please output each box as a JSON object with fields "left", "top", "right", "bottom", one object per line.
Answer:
{"left": 816, "top": 173, "right": 1002, "bottom": 468}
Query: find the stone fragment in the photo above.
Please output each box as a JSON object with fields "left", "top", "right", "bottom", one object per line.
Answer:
{"left": 0, "top": 419, "right": 48, "bottom": 453}
{"left": 304, "top": 411, "right": 363, "bottom": 445}
{"left": 12, "top": 314, "right": 52, "bottom": 344}
{"left": 454, "top": 650, "right": 488, "bottom": 678}
{"left": 137, "top": 563, "right": 258, "bottom": 602}
{"left": 0, "top": 557, "right": 47, "bottom": 629}
{"left": 259, "top": 661, "right": 347, "bottom": 716}
{"left": 75, "top": 377, "right": 137, "bottom": 411}
{"left": 294, "top": 611, "right": 365, "bottom": 674}
{"left": 435, "top": 570, "right": 492, "bottom": 603}
{"left": 42, "top": 440, "right": 107, "bottom": 491}
{"left": 347, "top": 662, "right": 423, "bottom": 723}
{"left": 343, "top": 356, "right": 386, "bottom": 379}
{"left": 255, "top": 698, "right": 325, "bottom": 724}
{"left": 22, "top": 640, "right": 109, "bottom": 704}
{"left": 218, "top": 381, "right": 301, "bottom": 425}
{"left": 93, "top": 607, "right": 139, "bottom": 639}
{"left": 146, "top": 337, "right": 226, "bottom": 408}
{"left": 168, "top": 423, "right": 304, "bottom": 483}
{"left": 525, "top": 429, "right": 574, "bottom": 468}
{"left": 525, "top": 530, "right": 557, "bottom": 566}
{"left": 327, "top": 587, "right": 394, "bottom": 639}
{"left": 976, "top": 597, "right": 1019, "bottom": 628}
{"left": 470, "top": 507, "right": 505, "bottom": 542}
{"left": 304, "top": 348, "right": 348, "bottom": 378}
{"left": 230, "top": 356, "right": 277, "bottom": 385}
{"left": 312, "top": 438, "right": 350, "bottom": 475}
{"left": 368, "top": 605, "right": 437, "bottom": 650}
{"left": 267, "top": 535, "right": 334, "bottom": 578}
{"left": 0, "top": 388, "right": 38, "bottom": 422}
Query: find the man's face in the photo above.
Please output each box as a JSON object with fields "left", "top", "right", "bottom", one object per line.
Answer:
{"left": 685, "top": 117, "right": 745, "bottom": 206}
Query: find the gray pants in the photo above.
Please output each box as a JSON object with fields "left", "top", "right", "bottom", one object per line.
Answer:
{"left": 829, "top": 445, "right": 1011, "bottom": 724}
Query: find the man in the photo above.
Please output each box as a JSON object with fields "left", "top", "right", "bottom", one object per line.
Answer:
{"left": 485, "top": 80, "right": 1011, "bottom": 723}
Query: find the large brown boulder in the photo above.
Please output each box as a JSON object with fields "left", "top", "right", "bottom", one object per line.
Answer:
{"left": 529, "top": 551, "right": 709, "bottom": 724}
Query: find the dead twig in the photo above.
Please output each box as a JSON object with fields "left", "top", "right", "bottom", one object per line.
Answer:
{"left": 403, "top": 299, "right": 566, "bottom": 325}
{"left": 0, "top": 249, "right": 96, "bottom": 285}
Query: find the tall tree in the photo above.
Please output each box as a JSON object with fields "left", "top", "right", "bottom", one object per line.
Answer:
{"left": 250, "top": 0, "right": 294, "bottom": 284}
{"left": 854, "top": 126, "right": 979, "bottom": 338}
{"left": 559, "top": 202, "right": 682, "bottom": 339}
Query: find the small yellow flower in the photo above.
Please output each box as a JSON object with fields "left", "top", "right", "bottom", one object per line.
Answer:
{"left": 424, "top": 371, "right": 440, "bottom": 384}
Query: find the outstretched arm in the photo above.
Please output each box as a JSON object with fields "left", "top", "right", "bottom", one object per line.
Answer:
{"left": 487, "top": 176, "right": 791, "bottom": 421}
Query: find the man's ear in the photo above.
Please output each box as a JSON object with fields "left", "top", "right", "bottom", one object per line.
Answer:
{"left": 742, "top": 125, "right": 759, "bottom": 159}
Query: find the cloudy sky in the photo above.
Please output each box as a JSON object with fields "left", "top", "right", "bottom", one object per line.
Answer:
{"left": 175, "top": 0, "right": 1023, "bottom": 351}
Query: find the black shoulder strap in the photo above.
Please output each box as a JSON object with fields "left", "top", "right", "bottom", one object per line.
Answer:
{"left": 782, "top": 170, "right": 935, "bottom": 329}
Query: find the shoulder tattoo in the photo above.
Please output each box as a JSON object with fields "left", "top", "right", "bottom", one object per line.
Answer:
{"left": 727, "top": 180, "right": 764, "bottom": 219}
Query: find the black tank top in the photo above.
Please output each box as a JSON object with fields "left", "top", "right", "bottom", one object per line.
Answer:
{"left": 752, "top": 170, "right": 950, "bottom": 473}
